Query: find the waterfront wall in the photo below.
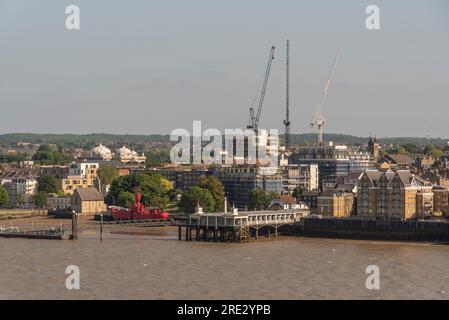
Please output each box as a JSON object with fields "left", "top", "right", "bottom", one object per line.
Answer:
{"left": 0, "top": 209, "right": 47, "bottom": 220}
{"left": 290, "top": 218, "right": 449, "bottom": 242}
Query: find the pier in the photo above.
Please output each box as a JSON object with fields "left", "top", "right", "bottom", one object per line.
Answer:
{"left": 179, "top": 209, "right": 298, "bottom": 243}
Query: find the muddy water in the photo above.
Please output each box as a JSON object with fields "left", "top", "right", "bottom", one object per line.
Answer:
{"left": 1, "top": 227, "right": 448, "bottom": 300}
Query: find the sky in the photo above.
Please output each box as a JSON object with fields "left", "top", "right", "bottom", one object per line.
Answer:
{"left": 0, "top": 0, "right": 448, "bottom": 138}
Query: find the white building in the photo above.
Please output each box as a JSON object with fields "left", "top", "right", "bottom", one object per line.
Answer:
{"left": 0, "top": 169, "right": 39, "bottom": 208}
{"left": 116, "top": 146, "right": 146, "bottom": 164}
{"left": 68, "top": 161, "right": 99, "bottom": 177}
{"left": 91, "top": 144, "right": 113, "bottom": 160}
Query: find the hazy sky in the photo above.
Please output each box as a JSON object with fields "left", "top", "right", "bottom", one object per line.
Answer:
{"left": 1, "top": 0, "right": 448, "bottom": 137}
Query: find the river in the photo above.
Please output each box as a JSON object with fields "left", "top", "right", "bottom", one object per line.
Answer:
{"left": 1, "top": 226, "right": 448, "bottom": 299}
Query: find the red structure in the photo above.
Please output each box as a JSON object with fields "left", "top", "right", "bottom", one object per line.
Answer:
{"left": 110, "top": 193, "right": 170, "bottom": 220}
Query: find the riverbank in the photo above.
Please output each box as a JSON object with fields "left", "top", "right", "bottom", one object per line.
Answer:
{"left": 0, "top": 209, "right": 47, "bottom": 220}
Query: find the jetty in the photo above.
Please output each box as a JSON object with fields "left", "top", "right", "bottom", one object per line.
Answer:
{"left": 179, "top": 207, "right": 300, "bottom": 243}
{"left": 0, "top": 225, "right": 73, "bottom": 240}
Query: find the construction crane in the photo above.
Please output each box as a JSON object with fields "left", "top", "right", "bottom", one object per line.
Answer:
{"left": 247, "top": 46, "right": 275, "bottom": 132}
{"left": 283, "top": 39, "right": 291, "bottom": 149}
{"left": 310, "top": 48, "right": 342, "bottom": 146}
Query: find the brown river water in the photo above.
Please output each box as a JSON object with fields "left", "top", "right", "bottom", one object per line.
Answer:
{"left": 1, "top": 225, "right": 449, "bottom": 300}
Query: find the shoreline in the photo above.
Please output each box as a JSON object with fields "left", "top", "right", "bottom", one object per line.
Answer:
{"left": 2, "top": 215, "right": 449, "bottom": 247}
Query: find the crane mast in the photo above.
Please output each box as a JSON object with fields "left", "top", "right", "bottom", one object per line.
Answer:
{"left": 311, "top": 48, "right": 342, "bottom": 146}
{"left": 247, "top": 46, "right": 275, "bottom": 132}
{"left": 283, "top": 39, "right": 291, "bottom": 149}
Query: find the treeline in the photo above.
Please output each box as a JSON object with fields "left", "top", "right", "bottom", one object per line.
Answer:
{"left": 0, "top": 133, "right": 448, "bottom": 148}
{"left": 0, "top": 133, "right": 171, "bottom": 148}
{"left": 383, "top": 143, "right": 447, "bottom": 158}
{"left": 0, "top": 153, "right": 29, "bottom": 163}
{"left": 290, "top": 134, "right": 449, "bottom": 147}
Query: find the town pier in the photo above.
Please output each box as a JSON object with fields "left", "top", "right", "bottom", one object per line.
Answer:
{"left": 178, "top": 208, "right": 298, "bottom": 243}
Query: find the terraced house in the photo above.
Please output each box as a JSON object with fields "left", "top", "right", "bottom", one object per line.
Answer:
{"left": 357, "top": 170, "right": 433, "bottom": 220}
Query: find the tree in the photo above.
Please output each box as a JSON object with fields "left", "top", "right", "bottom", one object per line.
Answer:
{"left": 423, "top": 144, "right": 444, "bottom": 159}
{"left": 33, "top": 191, "right": 48, "bottom": 210}
{"left": 32, "top": 145, "right": 73, "bottom": 165}
{"left": 98, "top": 165, "right": 119, "bottom": 186}
{"left": 16, "top": 192, "right": 26, "bottom": 207}
{"left": 117, "top": 191, "right": 136, "bottom": 208}
{"left": 0, "top": 186, "right": 9, "bottom": 206}
{"left": 160, "top": 177, "right": 174, "bottom": 192}
{"left": 397, "top": 147, "right": 408, "bottom": 155}
{"left": 179, "top": 186, "right": 215, "bottom": 213}
{"left": 143, "top": 194, "right": 169, "bottom": 209}
{"left": 293, "top": 186, "right": 306, "bottom": 199}
{"left": 197, "top": 176, "right": 225, "bottom": 211}
{"left": 109, "top": 172, "right": 171, "bottom": 208}
{"left": 431, "top": 148, "right": 444, "bottom": 159}
{"left": 402, "top": 144, "right": 421, "bottom": 155}
{"left": 145, "top": 149, "right": 171, "bottom": 167}
{"left": 38, "top": 175, "right": 58, "bottom": 194}
{"left": 249, "top": 188, "right": 277, "bottom": 210}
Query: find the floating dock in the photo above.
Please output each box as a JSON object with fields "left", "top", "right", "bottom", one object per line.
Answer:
{"left": 0, "top": 226, "right": 73, "bottom": 240}
{"left": 179, "top": 209, "right": 300, "bottom": 243}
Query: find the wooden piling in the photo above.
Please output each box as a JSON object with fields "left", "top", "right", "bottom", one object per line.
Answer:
{"left": 100, "top": 214, "right": 104, "bottom": 242}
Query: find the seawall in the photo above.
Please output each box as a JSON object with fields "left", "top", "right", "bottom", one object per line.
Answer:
{"left": 287, "top": 217, "right": 449, "bottom": 243}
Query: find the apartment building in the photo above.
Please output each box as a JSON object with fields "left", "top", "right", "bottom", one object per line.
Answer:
{"left": 212, "top": 165, "right": 283, "bottom": 208}
{"left": 281, "top": 164, "right": 319, "bottom": 193}
{"left": 41, "top": 162, "right": 99, "bottom": 195}
{"left": 317, "top": 190, "right": 355, "bottom": 217}
{"left": 357, "top": 170, "right": 433, "bottom": 220}
{"left": 0, "top": 169, "right": 39, "bottom": 207}
{"left": 291, "top": 142, "right": 375, "bottom": 186}
{"left": 433, "top": 186, "right": 449, "bottom": 215}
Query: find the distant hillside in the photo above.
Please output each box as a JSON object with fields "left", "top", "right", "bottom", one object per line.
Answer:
{"left": 0, "top": 133, "right": 447, "bottom": 148}
{"left": 0, "top": 133, "right": 171, "bottom": 147}
{"left": 291, "top": 134, "right": 448, "bottom": 147}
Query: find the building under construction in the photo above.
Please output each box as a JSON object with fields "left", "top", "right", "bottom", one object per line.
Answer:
{"left": 212, "top": 165, "right": 283, "bottom": 208}
{"left": 291, "top": 142, "right": 376, "bottom": 185}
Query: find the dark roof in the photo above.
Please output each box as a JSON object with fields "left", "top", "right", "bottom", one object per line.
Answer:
{"left": 319, "top": 190, "right": 354, "bottom": 198}
{"left": 0, "top": 169, "right": 39, "bottom": 180}
{"left": 384, "top": 154, "right": 414, "bottom": 165}
{"left": 74, "top": 187, "right": 104, "bottom": 201}
{"left": 396, "top": 170, "right": 413, "bottom": 186}
{"left": 334, "top": 184, "right": 355, "bottom": 192}
{"left": 364, "top": 170, "right": 382, "bottom": 183}
{"left": 98, "top": 160, "right": 129, "bottom": 169}
{"left": 301, "top": 190, "right": 320, "bottom": 197}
